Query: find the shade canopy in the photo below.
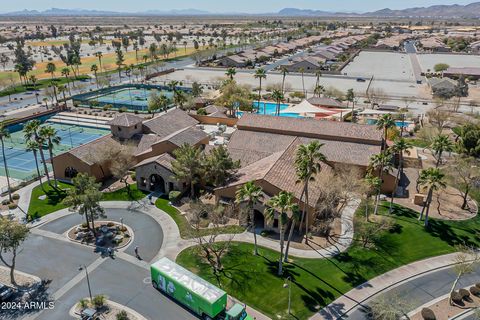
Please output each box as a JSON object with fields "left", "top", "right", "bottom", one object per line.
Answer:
{"left": 281, "top": 100, "right": 338, "bottom": 114}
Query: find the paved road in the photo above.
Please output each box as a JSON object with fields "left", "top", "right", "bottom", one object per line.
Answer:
{"left": 346, "top": 264, "right": 480, "bottom": 319}
{"left": 3, "top": 207, "right": 198, "bottom": 320}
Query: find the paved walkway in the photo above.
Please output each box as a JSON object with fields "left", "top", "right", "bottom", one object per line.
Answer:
{"left": 313, "top": 253, "right": 469, "bottom": 320}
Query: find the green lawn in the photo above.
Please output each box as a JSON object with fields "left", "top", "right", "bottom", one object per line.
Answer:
{"left": 27, "top": 182, "right": 148, "bottom": 220}
{"left": 176, "top": 202, "right": 480, "bottom": 320}
{"left": 0, "top": 76, "right": 90, "bottom": 98}
{"left": 28, "top": 181, "right": 71, "bottom": 220}
{"left": 155, "top": 197, "right": 245, "bottom": 239}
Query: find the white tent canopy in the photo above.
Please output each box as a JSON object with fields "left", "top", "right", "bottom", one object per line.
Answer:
{"left": 280, "top": 100, "right": 337, "bottom": 114}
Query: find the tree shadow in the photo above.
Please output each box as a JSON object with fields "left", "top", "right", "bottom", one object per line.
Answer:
{"left": 426, "top": 219, "right": 477, "bottom": 247}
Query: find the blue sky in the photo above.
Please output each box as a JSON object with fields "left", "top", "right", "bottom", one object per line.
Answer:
{"left": 1, "top": 0, "right": 477, "bottom": 13}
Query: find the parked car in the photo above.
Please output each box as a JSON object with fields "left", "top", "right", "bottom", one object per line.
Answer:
{"left": 0, "top": 283, "right": 14, "bottom": 301}
{"left": 356, "top": 78, "right": 366, "bottom": 82}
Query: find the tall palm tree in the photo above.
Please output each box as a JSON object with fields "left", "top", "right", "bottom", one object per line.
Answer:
{"left": 90, "top": 64, "right": 99, "bottom": 88}
{"left": 271, "top": 89, "right": 284, "bottom": 116}
{"left": 389, "top": 138, "right": 412, "bottom": 213}
{"left": 368, "top": 151, "right": 393, "bottom": 215}
{"left": 61, "top": 67, "right": 72, "bottom": 95}
{"left": 280, "top": 66, "right": 289, "bottom": 95}
{"left": 95, "top": 51, "right": 103, "bottom": 71}
{"left": 173, "top": 90, "right": 187, "bottom": 110}
{"left": 299, "top": 67, "right": 306, "bottom": 97}
{"left": 364, "top": 173, "right": 381, "bottom": 221}
{"left": 264, "top": 191, "right": 297, "bottom": 275}
{"left": 314, "top": 70, "right": 322, "bottom": 89}
{"left": 39, "top": 125, "right": 61, "bottom": 188}
{"left": 225, "top": 67, "right": 236, "bottom": 80}
{"left": 418, "top": 168, "right": 446, "bottom": 227}
{"left": 254, "top": 68, "right": 267, "bottom": 113}
{"left": 295, "top": 141, "right": 328, "bottom": 244}
{"left": 0, "top": 125, "right": 12, "bottom": 202}
{"left": 45, "top": 62, "right": 58, "bottom": 102}
{"left": 235, "top": 181, "right": 263, "bottom": 256}
{"left": 376, "top": 114, "right": 396, "bottom": 149}
{"left": 284, "top": 203, "right": 301, "bottom": 262}
{"left": 24, "top": 120, "right": 51, "bottom": 186}
{"left": 29, "top": 75, "right": 39, "bottom": 104}
{"left": 25, "top": 140, "right": 44, "bottom": 192}
{"left": 431, "top": 134, "right": 454, "bottom": 168}
{"left": 346, "top": 89, "right": 355, "bottom": 122}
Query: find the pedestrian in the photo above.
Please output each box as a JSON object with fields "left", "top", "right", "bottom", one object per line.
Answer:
{"left": 148, "top": 193, "right": 153, "bottom": 204}
{"left": 134, "top": 246, "right": 139, "bottom": 259}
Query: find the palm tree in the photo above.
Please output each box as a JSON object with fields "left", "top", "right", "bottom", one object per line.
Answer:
{"left": 368, "top": 151, "right": 393, "bottom": 215}
{"left": 346, "top": 89, "right": 355, "bottom": 122}
{"left": 253, "top": 68, "right": 266, "bottom": 113}
{"left": 61, "top": 67, "right": 72, "bottom": 95}
{"left": 431, "top": 134, "right": 454, "bottom": 168}
{"left": 418, "top": 168, "right": 446, "bottom": 227}
{"left": 295, "top": 141, "right": 328, "bottom": 244}
{"left": 45, "top": 62, "right": 58, "bottom": 102}
{"left": 299, "top": 67, "right": 306, "bottom": 97}
{"left": 25, "top": 140, "right": 44, "bottom": 191}
{"left": 57, "top": 84, "right": 67, "bottom": 102}
{"left": 95, "top": 51, "right": 103, "bottom": 71}
{"left": 235, "top": 181, "right": 263, "bottom": 256}
{"left": 39, "top": 125, "right": 61, "bottom": 188}
{"left": 0, "top": 125, "right": 12, "bottom": 202}
{"left": 389, "top": 138, "right": 412, "bottom": 213}
{"left": 364, "top": 173, "right": 381, "bottom": 221}
{"left": 284, "top": 203, "right": 301, "bottom": 262}
{"left": 171, "top": 144, "right": 203, "bottom": 198}
{"left": 29, "top": 75, "right": 39, "bottom": 104}
{"left": 314, "top": 70, "right": 322, "bottom": 89}
{"left": 313, "top": 85, "right": 324, "bottom": 98}
{"left": 90, "top": 64, "right": 99, "bottom": 88}
{"left": 280, "top": 66, "right": 288, "bottom": 94}
{"left": 264, "top": 191, "right": 297, "bottom": 275}
{"left": 225, "top": 67, "right": 236, "bottom": 80}
{"left": 376, "top": 114, "right": 396, "bottom": 149}
{"left": 24, "top": 120, "right": 51, "bottom": 186}
{"left": 173, "top": 91, "right": 187, "bottom": 110}
{"left": 271, "top": 89, "right": 284, "bottom": 116}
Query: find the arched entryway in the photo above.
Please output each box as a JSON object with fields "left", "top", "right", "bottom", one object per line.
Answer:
{"left": 253, "top": 209, "right": 265, "bottom": 229}
{"left": 149, "top": 174, "right": 165, "bottom": 193}
{"left": 65, "top": 167, "right": 78, "bottom": 179}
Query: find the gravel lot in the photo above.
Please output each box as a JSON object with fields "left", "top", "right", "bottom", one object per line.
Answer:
{"left": 417, "top": 53, "right": 480, "bottom": 73}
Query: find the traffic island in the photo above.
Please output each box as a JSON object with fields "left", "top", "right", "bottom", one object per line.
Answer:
{"left": 66, "top": 220, "right": 133, "bottom": 249}
{"left": 70, "top": 296, "right": 147, "bottom": 320}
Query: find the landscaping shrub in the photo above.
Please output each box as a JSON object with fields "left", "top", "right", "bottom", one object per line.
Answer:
{"left": 92, "top": 294, "right": 106, "bottom": 308}
{"left": 451, "top": 291, "right": 463, "bottom": 304}
{"left": 77, "top": 298, "right": 89, "bottom": 309}
{"left": 116, "top": 310, "right": 130, "bottom": 320}
{"left": 169, "top": 191, "right": 181, "bottom": 204}
{"left": 1, "top": 199, "right": 10, "bottom": 205}
{"left": 470, "top": 286, "right": 480, "bottom": 296}
{"left": 107, "top": 222, "right": 115, "bottom": 227}
{"left": 8, "top": 203, "right": 18, "bottom": 210}
{"left": 81, "top": 222, "right": 88, "bottom": 228}
{"left": 459, "top": 288, "right": 470, "bottom": 299}
{"left": 421, "top": 307, "right": 436, "bottom": 320}
{"left": 476, "top": 283, "right": 480, "bottom": 289}
{"left": 12, "top": 194, "right": 20, "bottom": 200}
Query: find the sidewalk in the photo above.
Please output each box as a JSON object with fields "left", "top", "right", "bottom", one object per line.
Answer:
{"left": 313, "top": 252, "right": 463, "bottom": 320}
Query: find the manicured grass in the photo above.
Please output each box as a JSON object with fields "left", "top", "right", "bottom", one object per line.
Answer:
{"left": 155, "top": 197, "right": 245, "bottom": 239}
{"left": 176, "top": 202, "right": 480, "bottom": 320}
{"left": 406, "top": 138, "right": 430, "bottom": 149}
{"left": 28, "top": 181, "right": 71, "bottom": 220}
{"left": 28, "top": 182, "right": 148, "bottom": 219}
{"left": 101, "top": 184, "right": 149, "bottom": 202}
{"left": 0, "top": 76, "right": 90, "bottom": 97}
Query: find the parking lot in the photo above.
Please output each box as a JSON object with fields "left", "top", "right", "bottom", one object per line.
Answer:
{"left": 342, "top": 51, "right": 416, "bottom": 82}
{"left": 417, "top": 53, "right": 480, "bottom": 73}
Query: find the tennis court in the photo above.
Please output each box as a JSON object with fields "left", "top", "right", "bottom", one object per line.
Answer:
{"left": 1, "top": 122, "right": 109, "bottom": 180}
{"left": 72, "top": 84, "right": 192, "bottom": 112}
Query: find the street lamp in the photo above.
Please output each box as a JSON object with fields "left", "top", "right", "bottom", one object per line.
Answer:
{"left": 283, "top": 276, "right": 291, "bottom": 315}
{"left": 78, "top": 265, "right": 93, "bottom": 302}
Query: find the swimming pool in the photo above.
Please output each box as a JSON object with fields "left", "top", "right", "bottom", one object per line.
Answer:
{"left": 238, "top": 101, "right": 303, "bottom": 118}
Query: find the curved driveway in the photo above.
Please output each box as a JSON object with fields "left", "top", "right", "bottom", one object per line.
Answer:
{"left": 10, "top": 204, "right": 198, "bottom": 320}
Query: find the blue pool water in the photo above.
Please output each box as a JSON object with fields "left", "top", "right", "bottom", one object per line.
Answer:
{"left": 238, "top": 101, "right": 302, "bottom": 118}
{"left": 366, "top": 118, "right": 412, "bottom": 128}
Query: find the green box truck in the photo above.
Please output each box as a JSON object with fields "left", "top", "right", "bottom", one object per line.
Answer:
{"left": 151, "top": 258, "right": 252, "bottom": 320}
